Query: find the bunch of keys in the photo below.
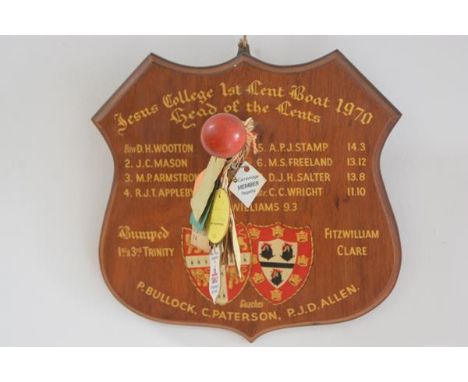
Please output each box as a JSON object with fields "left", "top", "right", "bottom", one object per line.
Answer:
{"left": 189, "top": 113, "right": 265, "bottom": 304}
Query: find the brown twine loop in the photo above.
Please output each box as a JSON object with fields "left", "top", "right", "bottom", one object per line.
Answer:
{"left": 243, "top": 117, "right": 257, "bottom": 156}
{"left": 221, "top": 117, "right": 257, "bottom": 183}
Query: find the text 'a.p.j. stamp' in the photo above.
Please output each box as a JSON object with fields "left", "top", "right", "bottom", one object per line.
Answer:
{"left": 229, "top": 161, "right": 266, "bottom": 208}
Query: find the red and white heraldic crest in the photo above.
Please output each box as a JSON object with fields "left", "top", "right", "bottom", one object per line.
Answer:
{"left": 181, "top": 224, "right": 251, "bottom": 305}
{"left": 248, "top": 223, "right": 313, "bottom": 305}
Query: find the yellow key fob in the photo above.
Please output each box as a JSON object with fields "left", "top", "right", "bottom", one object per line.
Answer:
{"left": 206, "top": 188, "right": 230, "bottom": 244}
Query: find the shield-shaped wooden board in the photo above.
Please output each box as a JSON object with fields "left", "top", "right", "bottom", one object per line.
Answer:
{"left": 92, "top": 47, "right": 401, "bottom": 341}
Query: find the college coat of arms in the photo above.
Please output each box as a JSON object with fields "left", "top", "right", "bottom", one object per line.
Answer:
{"left": 248, "top": 223, "right": 313, "bottom": 304}
{"left": 182, "top": 224, "right": 251, "bottom": 305}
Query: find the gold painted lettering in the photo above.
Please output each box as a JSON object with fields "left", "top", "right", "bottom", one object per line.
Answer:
{"left": 337, "top": 245, "right": 368, "bottom": 256}
{"left": 246, "top": 80, "right": 284, "bottom": 98}
{"left": 276, "top": 101, "right": 321, "bottom": 123}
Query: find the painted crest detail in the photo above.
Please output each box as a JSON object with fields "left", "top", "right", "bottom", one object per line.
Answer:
{"left": 182, "top": 224, "right": 251, "bottom": 305}
{"left": 248, "top": 223, "right": 313, "bottom": 304}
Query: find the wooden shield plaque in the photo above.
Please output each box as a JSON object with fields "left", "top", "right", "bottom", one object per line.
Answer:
{"left": 92, "top": 46, "right": 401, "bottom": 341}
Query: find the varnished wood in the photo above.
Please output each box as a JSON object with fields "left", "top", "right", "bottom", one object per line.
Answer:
{"left": 92, "top": 49, "right": 401, "bottom": 341}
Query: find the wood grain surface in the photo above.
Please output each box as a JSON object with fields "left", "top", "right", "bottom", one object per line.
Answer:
{"left": 92, "top": 49, "right": 401, "bottom": 341}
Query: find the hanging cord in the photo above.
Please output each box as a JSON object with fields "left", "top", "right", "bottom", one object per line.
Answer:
{"left": 221, "top": 117, "right": 257, "bottom": 185}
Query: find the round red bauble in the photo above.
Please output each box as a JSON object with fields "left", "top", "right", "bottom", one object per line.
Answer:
{"left": 200, "top": 113, "right": 246, "bottom": 158}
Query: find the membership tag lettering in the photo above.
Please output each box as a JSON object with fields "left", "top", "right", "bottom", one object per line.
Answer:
{"left": 229, "top": 161, "right": 266, "bottom": 208}
{"left": 209, "top": 244, "right": 221, "bottom": 303}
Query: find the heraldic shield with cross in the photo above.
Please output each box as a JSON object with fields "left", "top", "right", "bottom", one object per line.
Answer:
{"left": 182, "top": 224, "right": 251, "bottom": 305}
{"left": 93, "top": 37, "right": 401, "bottom": 341}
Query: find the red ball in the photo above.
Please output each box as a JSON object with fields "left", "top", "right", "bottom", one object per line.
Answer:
{"left": 200, "top": 113, "right": 246, "bottom": 158}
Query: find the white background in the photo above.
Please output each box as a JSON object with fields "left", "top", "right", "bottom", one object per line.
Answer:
{"left": 1, "top": 36, "right": 467, "bottom": 346}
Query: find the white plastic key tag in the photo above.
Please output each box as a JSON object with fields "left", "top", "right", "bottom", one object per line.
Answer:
{"left": 229, "top": 161, "right": 266, "bottom": 208}
{"left": 208, "top": 244, "right": 221, "bottom": 303}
